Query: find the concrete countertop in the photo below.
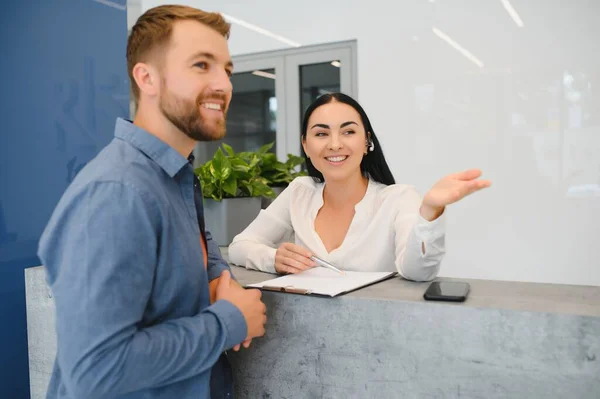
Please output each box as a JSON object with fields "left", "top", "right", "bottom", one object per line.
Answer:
{"left": 223, "top": 249, "right": 600, "bottom": 318}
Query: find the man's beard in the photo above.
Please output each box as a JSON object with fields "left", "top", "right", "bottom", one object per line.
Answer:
{"left": 159, "top": 88, "right": 227, "bottom": 142}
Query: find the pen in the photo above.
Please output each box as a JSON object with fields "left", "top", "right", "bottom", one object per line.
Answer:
{"left": 310, "top": 255, "right": 344, "bottom": 275}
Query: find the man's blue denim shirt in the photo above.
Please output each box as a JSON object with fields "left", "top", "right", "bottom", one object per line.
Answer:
{"left": 38, "top": 118, "right": 247, "bottom": 399}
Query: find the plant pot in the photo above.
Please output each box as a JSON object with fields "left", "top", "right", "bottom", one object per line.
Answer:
{"left": 203, "top": 196, "right": 262, "bottom": 245}
{"left": 261, "top": 186, "right": 286, "bottom": 209}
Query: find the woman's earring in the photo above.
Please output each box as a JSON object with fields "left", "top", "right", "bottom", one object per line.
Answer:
{"left": 367, "top": 139, "right": 375, "bottom": 152}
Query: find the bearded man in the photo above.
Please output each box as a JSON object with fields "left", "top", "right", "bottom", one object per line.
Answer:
{"left": 38, "top": 5, "right": 267, "bottom": 399}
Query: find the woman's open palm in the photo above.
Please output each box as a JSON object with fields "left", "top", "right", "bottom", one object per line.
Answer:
{"left": 423, "top": 169, "right": 492, "bottom": 209}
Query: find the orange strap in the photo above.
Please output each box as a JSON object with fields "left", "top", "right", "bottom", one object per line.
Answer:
{"left": 200, "top": 233, "right": 208, "bottom": 269}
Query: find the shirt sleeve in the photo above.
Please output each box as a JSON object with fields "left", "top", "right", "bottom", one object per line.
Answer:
{"left": 228, "top": 182, "right": 297, "bottom": 274}
{"left": 205, "top": 229, "right": 235, "bottom": 281}
{"left": 38, "top": 181, "right": 247, "bottom": 399}
{"left": 392, "top": 186, "right": 446, "bottom": 281}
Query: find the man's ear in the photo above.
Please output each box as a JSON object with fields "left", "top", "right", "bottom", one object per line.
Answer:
{"left": 132, "top": 62, "right": 160, "bottom": 98}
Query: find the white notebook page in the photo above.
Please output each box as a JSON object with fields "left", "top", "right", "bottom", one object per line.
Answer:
{"left": 247, "top": 267, "right": 396, "bottom": 297}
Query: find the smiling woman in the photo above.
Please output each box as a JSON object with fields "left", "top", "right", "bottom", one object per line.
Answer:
{"left": 228, "top": 92, "right": 491, "bottom": 278}
{"left": 301, "top": 93, "right": 395, "bottom": 186}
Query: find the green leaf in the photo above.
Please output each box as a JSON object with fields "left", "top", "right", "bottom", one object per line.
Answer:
{"left": 286, "top": 154, "right": 305, "bottom": 168}
{"left": 210, "top": 148, "right": 225, "bottom": 179}
{"left": 237, "top": 180, "right": 252, "bottom": 197}
{"left": 274, "top": 162, "right": 289, "bottom": 172}
{"left": 272, "top": 171, "right": 288, "bottom": 181}
{"left": 213, "top": 147, "right": 225, "bottom": 162}
{"left": 230, "top": 158, "right": 249, "bottom": 173}
{"left": 257, "top": 142, "right": 274, "bottom": 154}
{"left": 222, "top": 176, "right": 238, "bottom": 196}
{"left": 261, "top": 153, "right": 277, "bottom": 169}
{"left": 232, "top": 165, "right": 250, "bottom": 175}
{"left": 237, "top": 151, "right": 254, "bottom": 162}
{"left": 220, "top": 156, "right": 232, "bottom": 181}
{"left": 202, "top": 183, "right": 215, "bottom": 198}
{"left": 248, "top": 155, "right": 260, "bottom": 170}
{"left": 222, "top": 143, "right": 235, "bottom": 157}
{"left": 250, "top": 179, "right": 276, "bottom": 198}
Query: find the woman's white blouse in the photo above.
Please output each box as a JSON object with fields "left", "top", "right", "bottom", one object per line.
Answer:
{"left": 228, "top": 176, "right": 446, "bottom": 281}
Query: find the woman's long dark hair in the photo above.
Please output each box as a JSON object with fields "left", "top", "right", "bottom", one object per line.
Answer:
{"left": 300, "top": 92, "right": 396, "bottom": 185}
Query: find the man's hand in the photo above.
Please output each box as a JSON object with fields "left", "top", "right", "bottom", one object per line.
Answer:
{"left": 209, "top": 276, "right": 245, "bottom": 304}
{"left": 216, "top": 270, "right": 267, "bottom": 342}
{"left": 232, "top": 338, "right": 252, "bottom": 352}
{"left": 211, "top": 274, "right": 254, "bottom": 350}
{"left": 209, "top": 278, "right": 219, "bottom": 304}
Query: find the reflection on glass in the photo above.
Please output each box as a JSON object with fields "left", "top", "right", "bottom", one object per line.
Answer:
{"left": 195, "top": 69, "right": 276, "bottom": 164}
{"left": 562, "top": 70, "right": 600, "bottom": 197}
{"left": 299, "top": 61, "right": 341, "bottom": 120}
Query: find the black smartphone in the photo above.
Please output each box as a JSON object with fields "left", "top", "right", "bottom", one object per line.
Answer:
{"left": 423, "top": 281, "right": 470, "bottom": 302}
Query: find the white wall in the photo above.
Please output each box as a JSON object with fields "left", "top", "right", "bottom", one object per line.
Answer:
{"left": 137, "top": 0, "right": 600, "bottom": 286}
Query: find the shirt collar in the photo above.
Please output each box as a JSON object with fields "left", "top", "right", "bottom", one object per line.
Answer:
{"left": 113, "top": 118, "right": 191, "bottom": 178}
{"left": 313, "top": 178, "right": 376, "bottom": 216}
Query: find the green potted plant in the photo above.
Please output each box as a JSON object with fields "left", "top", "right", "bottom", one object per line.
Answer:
{"left": 195, "top": 143, "right": 276, "bottom": 245}
{"left": 253, "top": 142, "right": 307, "bottom": 208}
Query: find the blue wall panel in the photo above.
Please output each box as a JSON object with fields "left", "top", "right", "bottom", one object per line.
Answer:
{"left": 0, "top": 0, "right": 129, "bottom": 396}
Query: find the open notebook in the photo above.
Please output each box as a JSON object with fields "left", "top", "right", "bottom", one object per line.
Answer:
{"left": 246, "top": 267, "right": 397, "bottom": 297}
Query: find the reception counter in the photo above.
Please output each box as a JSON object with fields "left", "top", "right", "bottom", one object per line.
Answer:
{"left": 25, "top": 256, "right": 600, "bottom": 398}
{"left": 228, "top": 266, "right": 599, "bottom": 398}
